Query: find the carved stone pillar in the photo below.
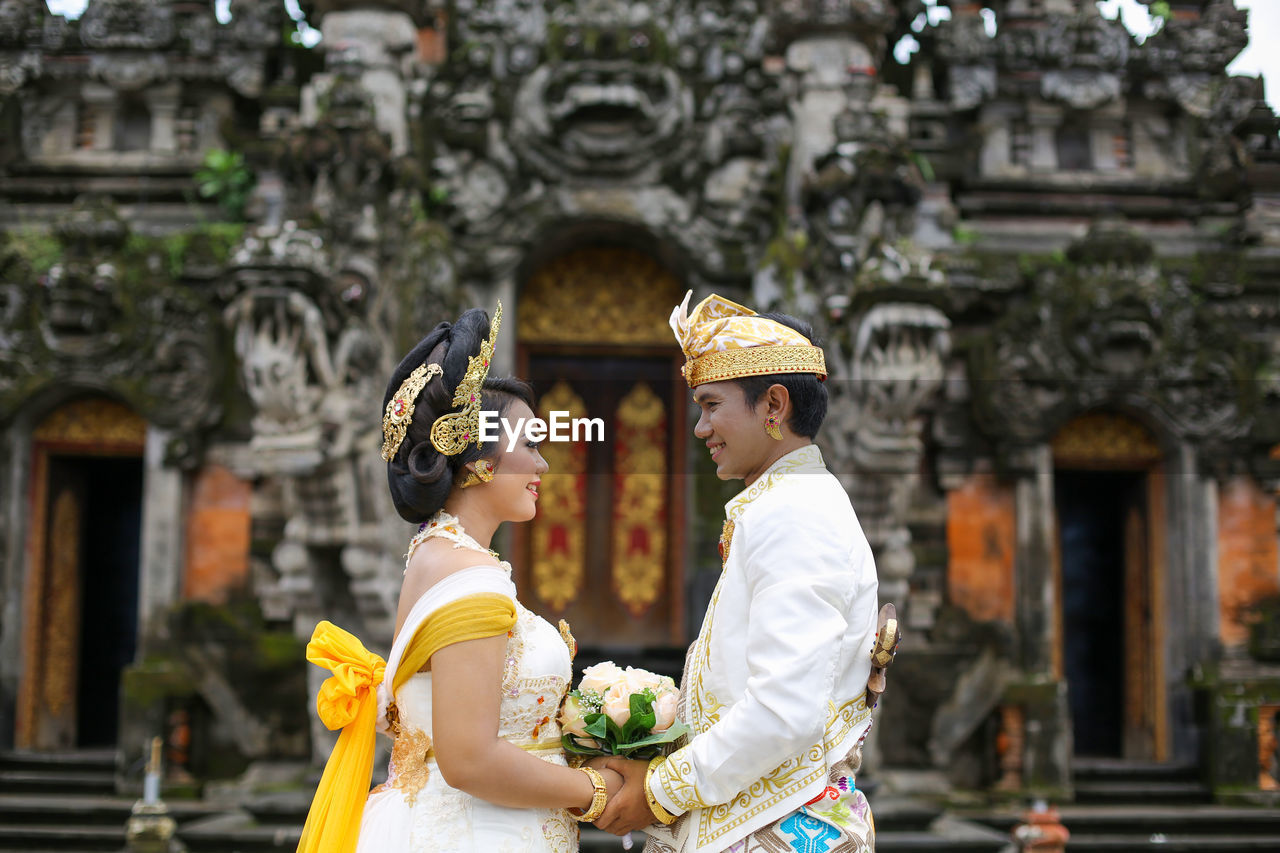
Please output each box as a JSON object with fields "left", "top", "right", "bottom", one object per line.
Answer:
{"left": 81, "top": 81, "right": 118, "bottom": 151}
{"left": 309, "top": 8, "right": 417, "bottom": 156}
{"left": 784, "top": 37, "right": 877, "bottom": 199}
{"left": 137, "top": 427, "right": 185, "bottom": 648}
{"left": 1012, "top": 444, "right": 1056, "bottom": 673}
{"left": 980, "top": 103, "right": 1017, "bottom": 176}
{"left": 145, "top": 82, "right": 181, "bottom": 154}
{"left": 843, "top": 304, "right": 951, "bottom": 609}
{"left": 1027, "top": 102, "right": 1060, "bottom": 173}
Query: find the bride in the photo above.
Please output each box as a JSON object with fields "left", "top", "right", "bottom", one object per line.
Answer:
{"left": 297, "top": 303, "right": 621, "bottom": 853}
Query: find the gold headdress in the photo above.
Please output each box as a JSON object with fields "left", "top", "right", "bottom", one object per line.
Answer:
{"left": 381, "top": 362, "right": 443, "bottom": 461}
{"left": 669, "top": 291, "right": 826, "bottom": 387}
{"left": 429, "top": 301, "right": 503, "bottom": 456}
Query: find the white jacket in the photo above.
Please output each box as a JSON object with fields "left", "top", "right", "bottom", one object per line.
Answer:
{"left": 647, "top": 445, "right": 880, "bottom": 853}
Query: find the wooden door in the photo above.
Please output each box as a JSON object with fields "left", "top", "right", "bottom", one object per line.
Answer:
{"left": 519, "top": 354, "right": 683, "bottom": 648}
{"left": 515, "top": 246, "right": 686, "bottom": 652}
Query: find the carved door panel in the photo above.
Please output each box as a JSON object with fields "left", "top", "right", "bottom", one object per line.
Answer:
{"left": 516, "top": 354, "right": 684, "bottom": 650}
{"left": 33, "top": 463, "right": 87, "bottom": 750}
{"left": 1122, "top": 496, "right": 1155, "bottom": 760}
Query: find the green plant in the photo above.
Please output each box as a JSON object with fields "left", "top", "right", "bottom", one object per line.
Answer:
{"left": 195, "top": 149, "right": 255, "bottom": 220}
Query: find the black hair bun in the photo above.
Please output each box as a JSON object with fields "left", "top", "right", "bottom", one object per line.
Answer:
{"left": 383, "top": 309, "right": 492, "bottom": 523}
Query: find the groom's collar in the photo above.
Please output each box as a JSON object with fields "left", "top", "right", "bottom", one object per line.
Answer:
{"left": 724, "top": 444, "right": 826, "bottom": 521}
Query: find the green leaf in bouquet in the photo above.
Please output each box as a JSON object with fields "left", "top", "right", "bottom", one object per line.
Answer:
{"left": 602, "top": 713, "right": 625, "bottom": 745}
{"left": 561, "top": 733, "right": 609, "bottom": 757}
{"left": 614, "top": 721, "right": 693, "bottom": 757}
{"left": 583, "top": 712, "right": 611, "bottom": 740}
{"left": 620, "top": 691, "right": 657, "bottom": 743}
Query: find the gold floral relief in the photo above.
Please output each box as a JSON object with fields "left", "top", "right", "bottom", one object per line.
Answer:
{"left": 384, "top": 726, "right": 434, "bottom": 807}
{"left": 611, "top": 383, "right": 668, "bottom": 618}
{"left": 34, "top": 397, "right": 147, "bottom": 447}
{"left": 518, "top": 248, "right": 683, "bottom": 346}
{"left": 531, "top": 382, "right": 588, "bottom": 612}
{"left": 1259, "top": 704, "right": 1280, "bottom": 791}
{"left": 1051, "top": 412, "right": 1161, "bottom": 467}
{"left": 41, "top": 490, "right": 81, "bottom": 730}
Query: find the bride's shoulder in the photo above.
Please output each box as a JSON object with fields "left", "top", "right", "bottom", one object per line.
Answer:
{"left": 402, "top": 538, "right": 505, "bottom": 597}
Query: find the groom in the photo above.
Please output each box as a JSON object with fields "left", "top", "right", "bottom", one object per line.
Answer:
{"left": 594, "top": 292, "right": 886, "bottom": 853}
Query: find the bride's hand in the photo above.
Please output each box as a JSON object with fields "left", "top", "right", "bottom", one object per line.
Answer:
{"left": 600, "top": 767, "right": 624, "bottom": 800}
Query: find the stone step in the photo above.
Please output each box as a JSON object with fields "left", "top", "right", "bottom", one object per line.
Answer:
{"left": 0, "top": 793, "right": 221, "bottom": 825}
{"left": 875, "top": 832, "right": 1010, "bottom": 853}
{"left": 0, "top": 769, "right": 116, "bottom": 796}
{"left": 1066, "top": 834, "right": 1280, "bottom": 852}
{"left": 180, "top": 808, "right": 1007, "bottom": 853}
{"left": 1072, "top": 759, "right": 1202, "bottom": 784}
{"left": 0, "top": 749, "right": 117, "bottom": 774}
{"left": 968, "top": 805, "right": 1280, "bottom": 838}
{"left": 1072, "top": 780, "right": 1210, "bottom": 805}
{"left": 0, "top": 823, "right": 124, "bottom": 852}
{"left": 177, "top": 819, "right": 634, "bottom": 852}
{"left": 873, "top": 798, "right": 947, "bottom": 832}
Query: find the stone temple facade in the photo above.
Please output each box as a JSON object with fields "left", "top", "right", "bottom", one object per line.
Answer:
{"left": 1, "top": 0, "right": 1279, "bottom": 803}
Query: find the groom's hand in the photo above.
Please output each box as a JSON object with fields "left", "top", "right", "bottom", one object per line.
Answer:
{"left": 594, "top": 757, "right": 654, "bottom": 835}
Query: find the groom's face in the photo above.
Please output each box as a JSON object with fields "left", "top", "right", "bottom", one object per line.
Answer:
{"left": 692, "top": 380, "right": 771, "bottom": 483}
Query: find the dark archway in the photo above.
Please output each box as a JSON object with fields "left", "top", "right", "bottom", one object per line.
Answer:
{"left": 17, "top": 397, "right": 145, "bottom": 749}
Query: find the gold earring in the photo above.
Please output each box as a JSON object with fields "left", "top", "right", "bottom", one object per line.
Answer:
{"left": 458, "top": 459, "right": 496, "bottom": 489}
{"left": 765, "top": 414, "right": 783, "bottom": 441}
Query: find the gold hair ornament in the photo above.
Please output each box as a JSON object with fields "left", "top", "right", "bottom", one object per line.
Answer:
{"left": 381, "top": 363, "right": 444, "bottom": 461}
{"left": 430, "top": 302, "right": 503, "bottom": 456}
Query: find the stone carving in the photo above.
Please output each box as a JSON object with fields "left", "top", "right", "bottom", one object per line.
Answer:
{"left": 1040, "top": 69, "right": 1120, "bottom": 110}
{"left": 1137, "top": 0, "right": 1248, "bottom": 75}
{"left": 418, "top": 0, "right": 790, "bottom": 283}
{"left": 88, "top": 52, "right": 168, "bottom": 92}
{"left": 969, "top": 221, "right": 1261, "bottom": 450}
{"left": 827, "top": 304, "right": 951, "bottom": 607}
{"left": 223, "top": 221, "right": 402, "bottom": 642}
{"left": 939, "top": 6, "right": 1131, "bottom": 110}
{"left": 760, "top": 41, "right": 949, "bottom": 611}
{"left": 0, "top": 48, "right": 37, "bottom": 95}
{"left": 80, "top": 0, "right": 175, "bottom": 50}
{"left": 767, "top": 0, "right": 896, "bottom": 38}
{"left": 3, "top": 0, "right": 278, "bottom": 160}
{"left": 0, "top": 198, "right": 221, "bottom": 464}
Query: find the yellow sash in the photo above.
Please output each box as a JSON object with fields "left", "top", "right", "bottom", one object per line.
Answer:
{"left": 296, "top": 593, "right": 517, "bottom": 853}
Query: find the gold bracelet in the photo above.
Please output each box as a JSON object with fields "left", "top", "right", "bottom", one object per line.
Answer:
{"left": 644, "top": 757, "right": 678, "bottom": 825}
{"left": 572, "top": 766, "right": 608, "bottom": 823}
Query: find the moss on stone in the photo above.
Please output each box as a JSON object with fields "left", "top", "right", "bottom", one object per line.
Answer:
{"left": 5, "top": 225, "right": 61, "bottom": 275}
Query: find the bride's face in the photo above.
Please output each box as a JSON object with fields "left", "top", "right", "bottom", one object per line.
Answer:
{"left": 479, "top": 399, "right": 548, "bottom": 523}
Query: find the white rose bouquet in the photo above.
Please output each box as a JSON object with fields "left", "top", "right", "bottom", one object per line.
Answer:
{"left": 558, "top": 661, "right": 690, "bottom": 759}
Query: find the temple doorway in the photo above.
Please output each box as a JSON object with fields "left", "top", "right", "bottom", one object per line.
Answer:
{"left": 515, "top": 246, "right": 687, "bottom": 653}
{"left": 1052, "top": 412, "right": 1167, "bottom": 761}
{"left": 17, "top": 398, "right": 146, "bottom": 749}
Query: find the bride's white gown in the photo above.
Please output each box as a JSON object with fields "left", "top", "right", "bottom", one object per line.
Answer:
{"left": 355, "top": 517, "right": 578, "bottom": 852}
